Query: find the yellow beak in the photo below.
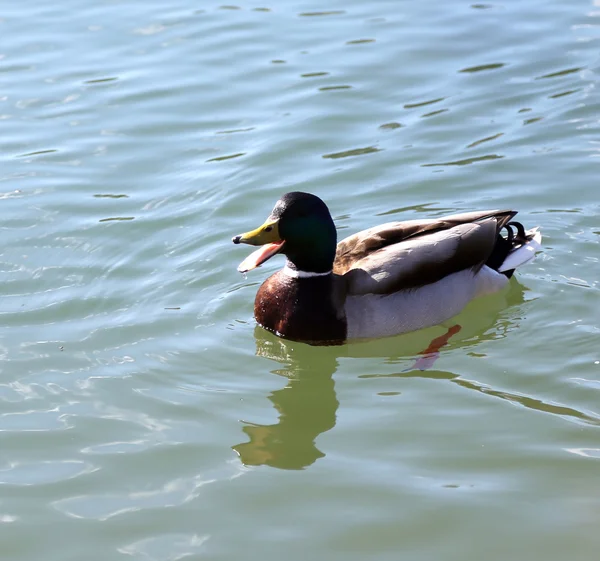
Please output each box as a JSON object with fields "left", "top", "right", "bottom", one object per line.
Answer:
{"left": 232, "top": 219, "right": 285, "bottom": 273}
{"left": 232, "top": 219, "right": 281, "bottom": 246}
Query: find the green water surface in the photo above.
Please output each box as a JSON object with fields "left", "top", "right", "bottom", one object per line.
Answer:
{"left": 1, "top": 0, "right": 599, "bottom": 559}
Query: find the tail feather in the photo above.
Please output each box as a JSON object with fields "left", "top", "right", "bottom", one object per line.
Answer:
{"left": 498, "top": 227, "right": 542, "bottom": 272}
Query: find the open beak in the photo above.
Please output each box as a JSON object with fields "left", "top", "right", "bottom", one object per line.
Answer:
{"left": 232, "top": 219, "right": 285, "bottom": 273}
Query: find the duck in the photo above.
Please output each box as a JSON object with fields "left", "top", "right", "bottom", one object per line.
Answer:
{"left": 232, "top": 192, "right": 542, "bottom": 345}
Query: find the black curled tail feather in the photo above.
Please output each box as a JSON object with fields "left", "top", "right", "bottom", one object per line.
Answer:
{"left": 485, "top": 221, "right": 531, "bottom": 277}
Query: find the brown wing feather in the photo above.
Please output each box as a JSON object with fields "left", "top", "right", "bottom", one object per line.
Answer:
{"left": 340, "top": 217, "right": 505, "bottom": 295}
{"left": 334, "top": 209, "right": 516, "bottom": 275}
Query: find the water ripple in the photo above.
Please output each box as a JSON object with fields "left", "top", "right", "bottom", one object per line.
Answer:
{"left": 118, "top": 533, "right": 210, "bottom": 560}
{"left": 323, "top": 146, "right": 381, "bottom": 159}
{"left": 0, "top": 409, "right": 72, "bottom": 432}
{"left": 298, "top": 11, "right": 346, "bottom": 17}
{"left": 53, "top": 474, "right": 217, "bottom": 520}
{"left": 536, "top": 66, "right": 585, "bottom": 79}
{"left": 466, "top": 133, "right": 504, "bottom": 148}
{"left": 459, "top": 62, "right": 505, "bottom": 73}
{"left": 422, "top": 154, "right": 504, "bottom": 167}
{"left": 404, "top": 97, "right": 445, "bottom": 109}
{"left": 0, "top": 460, "right": 96, "bottom": 486}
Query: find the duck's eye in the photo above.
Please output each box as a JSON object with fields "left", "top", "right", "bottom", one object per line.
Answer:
{"left": 264, "top": 226, "right": 273, "bottom": 232}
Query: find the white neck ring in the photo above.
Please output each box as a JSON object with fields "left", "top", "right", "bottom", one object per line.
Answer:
{"left": 282, "top": 264, "right": 332, "bottom": 278}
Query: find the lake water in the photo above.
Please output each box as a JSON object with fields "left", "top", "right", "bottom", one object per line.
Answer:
{"left": 2, "top": 0, "right": 599, "bottom": 559}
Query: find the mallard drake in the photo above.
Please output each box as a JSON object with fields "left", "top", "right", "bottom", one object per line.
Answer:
{"left": 232, "top": 192, "right": 542, "bottom": 345}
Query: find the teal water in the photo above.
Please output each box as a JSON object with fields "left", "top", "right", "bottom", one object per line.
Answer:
{"left": 2, "top": 0, "right": 599, "bottom": 559}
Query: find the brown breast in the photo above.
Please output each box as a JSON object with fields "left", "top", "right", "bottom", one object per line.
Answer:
{"left": 254, "top": 271, "right": 347, "bottom": 345}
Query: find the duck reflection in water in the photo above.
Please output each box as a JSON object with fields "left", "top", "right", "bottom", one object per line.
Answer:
{"left": 233, "top": 329, "right": 340, "bottom": 470}
{"left": 232, "top": 322, "right": 461, "bottom": 469}
{"left": 232, "top": 323, "right": 469, "bottom": 469}
{"left": 233, "top": 281, "right": 581, "bottom": 470}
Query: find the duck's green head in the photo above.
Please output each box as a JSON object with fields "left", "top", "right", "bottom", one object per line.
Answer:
{"left": 232, "top": 192, "right": 337, "bottom": 274}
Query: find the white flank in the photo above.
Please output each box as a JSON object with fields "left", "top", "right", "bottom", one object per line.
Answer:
{"left": 345, "top": 267, "right": 509, "bottom": 340}
{"left": 498, "top": 227, "right": 542, "bottom": 272}
{"left": 282, "top": 265, "right": 332, "bottom": 278}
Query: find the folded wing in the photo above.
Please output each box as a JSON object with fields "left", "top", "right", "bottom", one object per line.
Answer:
{"left": 334, "top": 210, "right": 516, "bottom": 295}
